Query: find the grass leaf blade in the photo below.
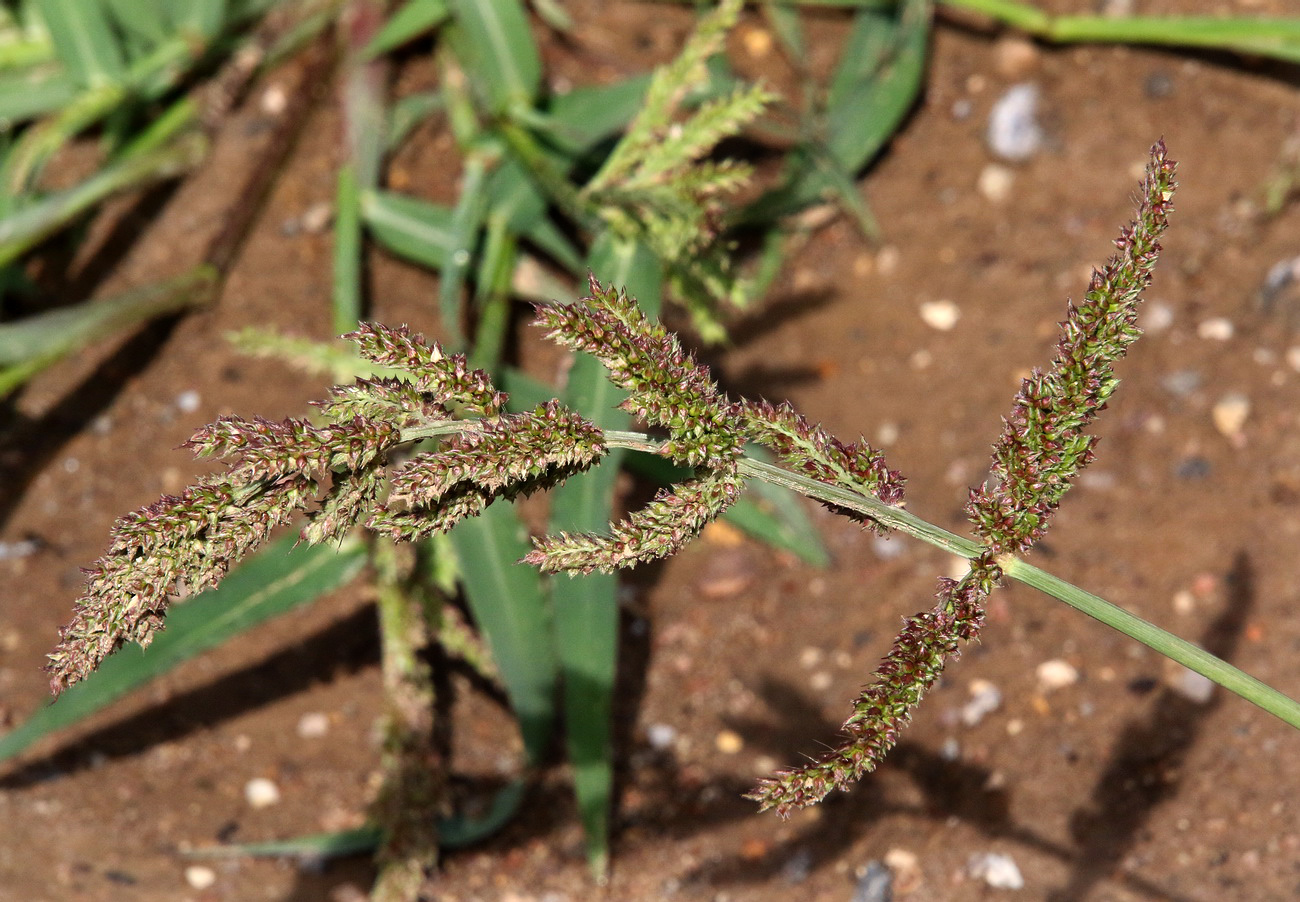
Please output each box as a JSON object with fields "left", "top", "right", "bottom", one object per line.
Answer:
{"left": 0, "top": 536, "right": 366, "bottom": 765}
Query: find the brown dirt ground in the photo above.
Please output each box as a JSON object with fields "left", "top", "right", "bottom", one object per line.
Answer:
{"left": 3, "top": 2, "right": 1300, "bottom": 900}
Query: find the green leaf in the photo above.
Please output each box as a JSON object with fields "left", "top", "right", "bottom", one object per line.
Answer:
{"left": 0, "top": 66, "right": 78, "bottom": 124}
{"left": 361, "top": 188, "right": 456, "bottom": 269}
{"left": 0, "top": 535, "right": 366, "bottom": 765}
{"left": 166, "top": 0, "right": 228, "bottom": 40}
{"left": 333, "top": 166, "right": 364, "bottom": 332}
{"left": 449, "top": 503, "right": 556, "bottom": 765}
{"left": 825, "top": 0, "right": 929, "bottom": 172}
{"left": 547, "top": 233, "right": 662, "bottom": 879}
{"left": 0, "top": 265, "right": 214, "bottom": 395}
{"left": 445, "top": 0, "right": 540, "bottom": 114}
{"left": 543, "top": 75, "right": 651, "bottom": 155}
{"left": 34, "top": 0, "right": 126, "bottom": 85}
{"left": 187, "top": 779, "right": 526, "bottom": 858}
{"left": 364, "top": 0, "right": 450, "bottom": 58}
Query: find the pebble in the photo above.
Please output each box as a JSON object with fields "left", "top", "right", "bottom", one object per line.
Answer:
{"left": 919, "top": 299, "right": 961, "bottom": 331}
{"left": 977, "top": 164, "right": 1015, "bottom": 203}
{"left": 884, "top": 848, "right": 923, "bottom": 893}
{"left": 968, "top": 851, "right": 1024, "bottom": 890}
{"left": 184, "top": 865, "right": 217, "bottom": 890}
{"left": 715, "top": 729, "right": 744, "bottom": 754}
{"left": 993, "top": 36, "right": 1040, "bottom": 78}
{"left": 852, "top": 860, "right": 894, "bottom": 902}
{"left": 297, "top": 712, "right": 330, "bottom": 739}
{"left": 1211, "top": 394, "right": 1250, "bottom": 439}
{"left": 244, "top": 777, "right": 281, "bottom": 808}
{"left": 0, "top": 540, "right": 39, "bottom": 561}
{"left": 961, "top": 678, "right": 1003, "bottom": 727}
{"left": 1287, "top": 347, "right": 1300, "bottom": 373}
{"left": 1174, "top": 455, "right": 1212, "bottom": 480}
{"left": 1167, "top": 665, "right": 1215, "bottom": 704}
{"left": 175, "top": 390, "right": 201, "bottom": 414}
{"left": 1036, "top": 659, "right": 1080, "bottom": 692}
{"left": 1197, "top": 317, "right": 1234, "bottom": 341}
{"left": 781, "top": 848, "right": 813, "bottom": 884}
{"left": 301, "top": 201, "right": 334, "bottom": 234}
{"left": 647, "top": 722, "right": 677, "bottom": 750}
{"left": 1161, "top": 369, "right": 1201, "bottom": 397}
{"left": 1171, "top": 589, "right": 1196, "bottom": 615}
{"left": 1142, "top": 302, "right": 1174, "bottom": 332}
{"left": 260, "top": 83, "right": 287, "bottom": 115}
{"left": 987, "top": 83, "right": 1044, "bottom": 161}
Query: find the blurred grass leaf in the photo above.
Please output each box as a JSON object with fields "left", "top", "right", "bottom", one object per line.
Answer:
{"left": 0, "top": 535, "right": 366, "bottom": 765}
{"left": 445, "top": 0, "right": 540, "bottom": 114}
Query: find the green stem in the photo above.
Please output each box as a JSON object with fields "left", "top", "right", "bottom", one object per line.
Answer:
{"left": 394, "top": 419, "right": 1300, "bottom": 730}
{"left": 939, "top": 0, "right": 1300, "bottom": 62}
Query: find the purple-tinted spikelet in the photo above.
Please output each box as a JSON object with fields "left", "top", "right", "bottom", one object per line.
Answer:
{"left": 343, "top": 323, "right": 506, "bottom": 417}
{"left": 748, "top": 562, "right": 993, "bottom": 816}
{"left": 535, "top": 276, "right": 744, "bottom": 466}
{"left": 48, "top": 472, "right": 318, "bottom": 695}
{"left": 737, "top": 399, "right": 905, "bottom": 528}
{"left": 367, "top": 401, "right": 607, "bottom": 541}
{"left": 969, "top": 141, "right": 1176, "bottom": 554}
{"left": 523, "top": 461, "right": 745, "bottom": 574}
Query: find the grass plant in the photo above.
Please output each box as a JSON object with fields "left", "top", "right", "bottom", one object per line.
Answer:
{"left": 4, "top": 2, "right": 1300, "bottom": 899}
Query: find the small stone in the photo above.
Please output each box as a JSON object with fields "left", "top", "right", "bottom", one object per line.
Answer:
{"left": 1197, "top": 317, "right": 1234, "bottom": 341}
{"left": 715, "top": 729, "right": 744, "bottom": 754}
{"left": 977, "top": 164, "right": 1015, "bottom": 202}
{"left": 799, "top": 646, "right": 824, "bottom": 669}
{"left": 1166, "top": 665, "right": 1215, "bottom": 704}
{"left": 1036, "top": 659, "right": 1080, "bottom": 692}
{"left": 1172, "top": 589, "right": 1196, "bottom": 615}
{"left": 1161, "top": 369, "right": 1201, "bottom": 397}
{"left": 245, "top": 777, "right": 281, "bottom": 808}
{"left": 647, "top": 722, "right": 677, "bottom": 750}
{"left": 994, "top": 36, "right": 1040, "bottom": 78}
{"left": 184, "top": 866, "right": 216, "bottom": 890}
{"left": 876, "top": 245, "right": 900, "bottom": 276}
{"left": 260, "top": 83, "right": 287, "bottom": 115}
{"left": 961, "top": 679, "right": 1003, "bottom": 727}
{"left": 1174, "top": 455, "right": 1212, "bottom": 480}
{"left": 968, "top": 851, "right": 1024, "bottom": 890}
{"left": 809, "top": 671, "right": 833, "bottom": 692}
{"left": 987, "top": 83, "right": 1044, "bottom": 161}
{"left": 852, "top": 860, "right": 894, "bottom": 902}
{"left": 884, "top": 848, "right": 922, "bottom": 893}
{"left": 301, "top": 201, "right": 333, "bottom": 234}
{"left": 175, "top": 390, "right": 201, "bottom": 414}
{"left": 920, "top": 300, "right": 961, "bottom": 331}
{"left": 1212, "top": 394, "right": 1250, "bottom": 439}
{"left": 1143, "top": 302, "right": 1174, "bottom": 332}
{"left": 297, "top": 712, "right": 330, "bottom": 739}
{"left": 742, "top": 26, "right": 773, "bottom": 58}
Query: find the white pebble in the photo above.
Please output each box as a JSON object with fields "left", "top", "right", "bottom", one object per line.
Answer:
{"left": 1142, "top": 302, "right": 1174, "bottom": 332}
{"left": 987, "top": 83, "right": 1044, "bottom": 161}
{"left": 184, "top": 865, "right": 217, "bottom": 889}
{"left": 260, "top": 84, "right": 287, "bottom": 115}
{"left": 961, "top": 679, "right": 1003, "bottom": 727}
{"left": 301, "top": 201, "right": 333, "bottom": 234}
{"left": 809, "top": 670, "right": 834, "bottom": 692}
{"left": 1212, "top": 394, "right": 1249, "bottom": 439}
{"left": 1197, "top": 317, "right": 1234, "bottom": 341}
{"left": 1036, "top": 659, "right": 1079, "bottom": 692}
{"left": 175, "top": 390, "right": 201, "bottom": 414}
{"left": 1168, "top": 666, "right": 1215, "bottom": 704}
{"left": 977, "top": 164, "right": 1015, "bottom": 202}
{"left": 646, "top": 723, "right": 677, "bottom": 750}
{"left": 968, "top": 851, "right": 1025, "bottom": 890}
{"left": 1287, "top": 347, "right": 1300, "bottom": 373}
{"left": 244, "top": 776, "right": 281, "bottom": 808}
{"left": 297, "top": 712, "right": 330, "bottom": 739}
{"left": 1171, "top": 589, "right": 1196, "bottom": 615}
{"left": 920, "top": 299, "right": 961, "bottom": 331}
